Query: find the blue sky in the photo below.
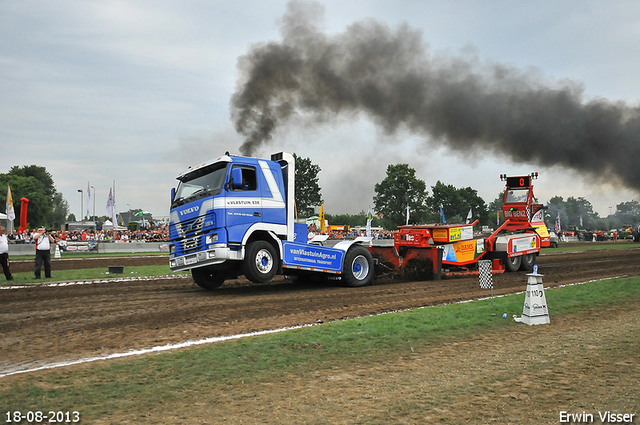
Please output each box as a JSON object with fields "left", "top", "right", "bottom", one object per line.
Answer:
{"left": 1, "top": 0, "right": 639, "bottom": 220}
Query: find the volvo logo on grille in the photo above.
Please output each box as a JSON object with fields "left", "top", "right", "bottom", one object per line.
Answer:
{"left": 180, "top": 206, "right": 199, "bottom": 216}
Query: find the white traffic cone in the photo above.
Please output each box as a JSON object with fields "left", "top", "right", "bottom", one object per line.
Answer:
{"left": 516, "top": 264, "right": 550, "bottom": 325}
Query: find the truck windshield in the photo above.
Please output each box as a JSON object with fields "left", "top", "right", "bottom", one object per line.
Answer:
{"left": 172, "top": 163, "right": 228, "bottom": 208}
{"left": 505, "top": 189, "right": 529, "bottom": 203}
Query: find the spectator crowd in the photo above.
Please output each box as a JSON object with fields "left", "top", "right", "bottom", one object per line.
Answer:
{"left": 307, "top": 224, "right": 396, "bottom": 240}
{"left": 5, "top": 227, "right": 169, "bottom": 244}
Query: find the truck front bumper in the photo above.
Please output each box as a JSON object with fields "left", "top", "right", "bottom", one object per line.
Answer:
{"left": 170, "top": 244, "right": 243, "bottom": 272}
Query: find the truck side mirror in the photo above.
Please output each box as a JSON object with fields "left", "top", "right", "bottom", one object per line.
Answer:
{"left": 231, "top": 167, "right": 243, "bottom": 189}
{"left": 170, "top": 187, "right": 175, "bottom": 202}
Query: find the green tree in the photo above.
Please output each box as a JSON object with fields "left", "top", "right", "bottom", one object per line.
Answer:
{"left": 615, "top": 200, "right": 640, "bottom": 223}
{"left": 488, "top": 191, "right": 505, "bottom": 227}
{"left": 426, "top": 181, "right": 461, "bottom": 223}
{"left": 373, "top": 164, "right": 428, "bottom": 227}
{"left": 458, "top": 186, "right": 489, "bottom": 226}
{"left": 566, "top": 196, "right": 598, "bottom": 229}
{"left": 545, "top": 196, "right": 565, "bottom": 231}
{"left": 326, "top": 212, "right": 366, "bottom": 227}
{"left": 0, "top": 175, "right": 49, "bottom": 229}
{"left": 611, "top": 200, "right": 640, "bottom": 231}
{"left": 326, "top": 211, "right": 387, "bottom": 229}
{"left": 51, "top": 192, "right": 70, "bottom": 230}
{"left": 9, "top": 165, "right": 56, "bottom": 200}
{"left": 426, "top": 181, "right": 489, "bottom": 226}
{"left": 0, "top": 165, "right": 59, "bottom": 229}
{"left": 293, "top": 154, "right": 323, "bottom": 217}
{"left": 545, "top": 196, "right": 600, "bottom": 231}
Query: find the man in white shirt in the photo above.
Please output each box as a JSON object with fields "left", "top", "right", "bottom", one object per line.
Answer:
{"left": 34, "top": 227, "right": 55, "bottom": 279}
{"left": 0, "top": 226, "right": 13, "bottom": 281}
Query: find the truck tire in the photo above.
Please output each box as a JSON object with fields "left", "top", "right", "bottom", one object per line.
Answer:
{"left": 504, "top": 255, "right": 522, "bottom": 272}
{"left": 192, "top": 267, "right": 225, "bottom": 290}
{"left": 341, "top": 245, "right": 374, "bottom": 287}
{"left": 519, "top": 253, "right": 536, "bottom": 272}
{"left": 243, "top": 240, "right": 278, "bottom": 283}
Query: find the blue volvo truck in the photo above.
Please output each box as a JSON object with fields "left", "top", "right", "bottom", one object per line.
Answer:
{"left": 169, "top": 151, "right": 375, "bottom": 289}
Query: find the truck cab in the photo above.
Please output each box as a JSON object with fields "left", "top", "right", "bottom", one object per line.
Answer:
{"left": 169, "top": 152, "right": 374, "bottom": 289}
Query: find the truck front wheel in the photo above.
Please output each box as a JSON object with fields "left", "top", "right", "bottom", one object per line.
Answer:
{"left": 243, "top": 240, "right": 278, "bottom": 283}
{"left": 342, "top": 245, "right": 374, "bottom": 287}
{"left": 192, "top": 267, "right": 225, "bottom": 290}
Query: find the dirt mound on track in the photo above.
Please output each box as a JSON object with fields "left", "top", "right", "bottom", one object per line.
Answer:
{"left": 1, "top": 243, "right": 639, "bottom": 377}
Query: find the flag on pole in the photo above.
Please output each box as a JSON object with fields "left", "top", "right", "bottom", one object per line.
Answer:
{"left": 112, "top": 181, "right": 117, "bottom": 225}
{"left": 86, "top": 181, "right": 91, "bottom": 220}
{"left": 555, "top": 212, "right": 561, "bottom": 233}
{"left": 440, "top": 203, "right": 446, "bottom": 224}
{"left": 466, "top": 208, "right": 472, "bottom": 224}
{"left": 6, "top": 185, "right": 15, "bottom": 222}
{"left": 496, "top": 210, "right": 500, "bottom": 227}
{"left": 405, "top": 204, "right": 410, "bottom": 225}
{"left": 319, "top": 203, "right": 326, "bottom": 233}
{"left": 106, "top": 188, "right": 117, "bottom": 226}
{"left": 366, "top": 207, "right": 373, "bottom": 237}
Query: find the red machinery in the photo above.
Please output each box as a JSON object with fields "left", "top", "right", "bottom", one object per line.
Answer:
{"left": 368, "top": 174, "right": 546, "bottom": 279}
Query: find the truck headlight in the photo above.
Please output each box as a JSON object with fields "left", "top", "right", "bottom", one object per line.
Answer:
{"left": 169, "top": 244, "right": 176, "bottom": 254}
{"left": 206, "top": 234, "right": 218, "bottom": 245}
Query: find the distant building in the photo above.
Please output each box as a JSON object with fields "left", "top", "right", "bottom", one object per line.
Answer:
{"left": 65, "top": 221, "right": 97, "bottom": 232}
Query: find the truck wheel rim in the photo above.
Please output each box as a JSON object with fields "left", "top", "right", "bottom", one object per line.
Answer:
{"left": 256, "top": 249, "right": 273, "bottom": 274}
{"left": 352, "top": 255, "right": 369, "bottom": 280}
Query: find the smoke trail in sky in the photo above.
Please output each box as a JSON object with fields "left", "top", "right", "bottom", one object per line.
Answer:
{"left": 231, "top": 0, "right": 640, "bottom": 192}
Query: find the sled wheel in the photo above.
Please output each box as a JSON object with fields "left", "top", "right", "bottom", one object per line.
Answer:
{"left": 342, "top": 245, "right": 374, "bottom": 287}
{"left": 504, "top": 255, "right": 522, "bottom": 272}
{"left": 519, "top": 253, "right": 536, "bottom": 272}
{"left": 192, "top": 267, "right": 225, "bottom": 290}
{"left": 243, "top": 240, "right": 278, "bottom": 283}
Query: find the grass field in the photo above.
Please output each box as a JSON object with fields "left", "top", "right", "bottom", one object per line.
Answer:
{"left": 1, "top": 275, "right": 638, "bottom": 423}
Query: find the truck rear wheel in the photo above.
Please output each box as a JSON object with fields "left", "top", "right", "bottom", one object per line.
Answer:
{"left": 192, "top": 267, "right": 225, "bottom": 290}
{"left": 243, "top": 240, "right": 278, "bottom": 283}
{"left": 504, "top": 255, "right": 522, "bottom": 272}
{"left": 342, "top": 245, "right": 374, "bottom": 287}
{"left": 519, "top": 253, "right": 536, "bottom": 271}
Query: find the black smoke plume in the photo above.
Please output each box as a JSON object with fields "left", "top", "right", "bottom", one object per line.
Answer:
{"left": 231, "top": 1, "right": 640, "bottom": 192}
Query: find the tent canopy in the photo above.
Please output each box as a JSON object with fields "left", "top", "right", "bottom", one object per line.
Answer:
{"left": 102, "top": 219, "right": 127, "bottom": 231}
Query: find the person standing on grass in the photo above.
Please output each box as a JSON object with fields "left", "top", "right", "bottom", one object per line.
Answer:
{"left": 0, "top": 226, "right": 13, "bottom": 281}
{"left": 34, "top": 227, "right": 54, "bottom": 279}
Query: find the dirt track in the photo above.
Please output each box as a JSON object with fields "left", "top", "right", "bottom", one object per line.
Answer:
{"left": 8, "top": 254, "right": 168, "bottom": 273}
{"left": 1, "top": 243, "right": 639, "bottom": 377}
